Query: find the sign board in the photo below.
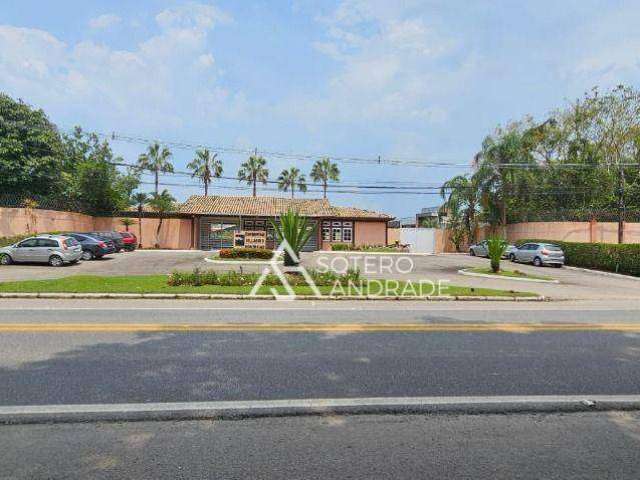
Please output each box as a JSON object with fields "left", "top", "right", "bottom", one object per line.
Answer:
{"left": 234, "top": 230, "right": 266, "bottom": 249}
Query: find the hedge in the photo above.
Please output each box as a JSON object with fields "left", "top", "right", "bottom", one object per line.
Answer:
{"left": 515, "top": 239, "right": 640, "bottom": 276}
{"left": 168, "top": 268, "right": 361, "bottom": 287}
{"left": 218, "top": 247, "right": 274, "bottom": 259}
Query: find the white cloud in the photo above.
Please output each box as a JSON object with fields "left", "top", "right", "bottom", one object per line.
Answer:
{"left": 0, "top": 3, "right": 241, "bottom": 132}
{"left": 89, "top": 13, "right": 122, "bottom": 30}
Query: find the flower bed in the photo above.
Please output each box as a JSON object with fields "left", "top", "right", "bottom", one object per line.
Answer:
{"left": 218, "top": 247, "right": 273, "bottom": 260}
{"left": 168, "top": 268, "right": 361, "bottom": 287}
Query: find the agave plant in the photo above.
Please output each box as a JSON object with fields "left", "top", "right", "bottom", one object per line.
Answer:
{"left": 271, "top": 209, "right": 316, "bottom": 266}
{"left": 487, "top": 236, "right": 508, "bottom": 273}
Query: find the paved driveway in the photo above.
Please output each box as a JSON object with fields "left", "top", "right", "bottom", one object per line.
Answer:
{"left": 1, "top": 250, "right": 640, "bottom": 300}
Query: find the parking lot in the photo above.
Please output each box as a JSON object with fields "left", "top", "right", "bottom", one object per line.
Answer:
{"left": 1, "top": 249, "right": 640, "bottom": 301}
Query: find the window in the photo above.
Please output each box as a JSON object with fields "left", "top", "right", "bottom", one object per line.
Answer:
{"left": 332, "top": 227, "right": 342, "bottom": 242}
{"left": 36, "top": 239, "right": 58, "bottom": 248}
{"left": 322, "top": 221, "right": 331, "bottom": 241}
{"left": 342, "top": 227, "right": 352, "bottom": 242}
{"left": 17, "top": 239, "right": 37, "bottom": 248}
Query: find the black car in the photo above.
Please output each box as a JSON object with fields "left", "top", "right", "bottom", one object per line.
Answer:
{"left": 88, "top": 231, "right": 125, "bottom": 252}
{"left": 64, "top": 233, "right": 116, "bottom": 260}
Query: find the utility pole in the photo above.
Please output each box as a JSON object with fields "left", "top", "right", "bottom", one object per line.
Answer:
{"left": 617, "top": 164, "right": 625, "bottom": 244}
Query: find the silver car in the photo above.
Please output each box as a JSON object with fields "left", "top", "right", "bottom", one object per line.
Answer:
{"left": 469, "top": 240, "right": 518, "bottom": 259}
{"left": 512, "top": 242, "right": 565, "bottom": 267}
{"left": 0, "top": 235, "right": 83, "bottom": 267}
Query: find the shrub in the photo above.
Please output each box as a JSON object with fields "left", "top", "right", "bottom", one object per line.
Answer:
{"left": 271, "top": 209, "right": 315, "bottom": 266}
{"left": 167, "top": 268, "right": 361, "bottom": 287}
{"left": 331, "top": 243, "right": 351, "bottom": 251}
{"left": 487, "top": 237, "right": 508, "bottom": 273}
{"left": 515, "top": 239, "right": 640, "bottom": 276}
{"left": 218, "top": 247, "right": 273, "bottom": 259}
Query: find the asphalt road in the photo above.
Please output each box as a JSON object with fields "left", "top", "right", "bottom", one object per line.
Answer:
{"left": 1, "top": 302, "right": 640, "bottom": 405}
{"left": 3, "top": 411, "right": 640, "bottom": 479}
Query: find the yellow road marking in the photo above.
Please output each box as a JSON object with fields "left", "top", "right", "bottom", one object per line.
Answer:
{"left": 0, "top": 323, "right": 639, "bottom": 333}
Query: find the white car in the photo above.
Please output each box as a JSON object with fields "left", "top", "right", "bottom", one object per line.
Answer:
{"left": 0, "top": 235, "right": 83, "bottom": 267}
{"left": 469, "top": 240, "right": 518, "bottom": 259}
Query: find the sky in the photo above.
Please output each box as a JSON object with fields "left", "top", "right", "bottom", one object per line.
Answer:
{"left": 1, "top": 0, "right": 639, "bottom": 218}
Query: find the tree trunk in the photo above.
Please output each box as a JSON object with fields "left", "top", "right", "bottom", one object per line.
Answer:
{"left": 291, "top": 187, "right": 294, "bottom": 199}
{"left": 154, "top": 169, "right": 159, "bottom": 195}
{"left": 323, "top": 182, "right": 327, "bottom": 199}
{"left": 155, "top": 218, "right": 162, "bottom": 249}
{"left": 252, "top": 178, "right": 257, "bottom": 197}
{"left": 138, "top": 212, "right": 143, "bottom": 248}
{"left": 204, "top": 182, "right": 208, "bottom": 197}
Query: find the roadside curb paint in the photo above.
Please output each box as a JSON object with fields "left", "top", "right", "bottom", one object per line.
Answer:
{"left": 1, "top": 395, "right": 639, "bottom": 425}
{"left": 0, "top": 292, "right": 546, "bottom": 301}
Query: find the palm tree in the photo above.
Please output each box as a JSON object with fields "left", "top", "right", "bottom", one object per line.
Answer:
{"left": 137, "top": 142, "right": 173, "bottom": 195}
{"left": 278, "top": 167, "right": 307, "bottom": 198}
{"left": 147, "top": 190, "right": 176, "bottom": 249}
{"left": 238, "top": 154, "right": 269, "bottom": 197}
{"left": 188, "top": 148, "right": 223, "bottom": 196}
{"left": 120, "top": 217, "right": 135, "bottom": 232}
{"left": 440, "top": 174, "right": 481, "bottom": 244}
{"left": 310, "top": 158, "right": 340, "bottom": 198}
{"left": 131, "top": 192, "right": 148, "bottom": 248}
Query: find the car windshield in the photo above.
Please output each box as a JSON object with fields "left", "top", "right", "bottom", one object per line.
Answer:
{"left": 64, "top": 238, "right": 79, "bottom": 247}
{"left": 545, "top": 244, "right": 563, "bottom": 251}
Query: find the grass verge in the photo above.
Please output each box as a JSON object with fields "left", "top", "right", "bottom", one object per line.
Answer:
{"left": 469, "top": 267, "right": 554, "bottom": 281}
{"left": 0, "top": 275, "right": 536, "bottom": 297}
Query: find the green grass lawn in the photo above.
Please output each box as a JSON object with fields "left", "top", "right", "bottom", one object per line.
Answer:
{"left": 0, "top": 274, "right": 537, "bottom": 297}
{"left": 468, "top": 267, "right": 554, "bottom": 281}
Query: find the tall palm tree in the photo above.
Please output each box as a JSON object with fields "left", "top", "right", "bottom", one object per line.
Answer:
{"left": 238, "top": 154, "right": 269, "bottom": 197}
{"left": 120, "top": 217, "right": 135, "bottom": 232}
{"left": 147, "top": 189, "right": 176, "bottom": 249}
{"left": 131, "top": 192, "right": 148, "bottom": 248}
{"left": 278, "top": 167, "right": 307, "bottom": 198}
{"left": 440, "top": 174, "right": 481, "bottom": 244}
{"left": 137, "top": 142, "right": 173, "bottom": 195}
{"left": 310, "top": 158, "right": 340, "bottom": 198}
{"left": 188, "top": 149, "right": 223, "bottom": 196}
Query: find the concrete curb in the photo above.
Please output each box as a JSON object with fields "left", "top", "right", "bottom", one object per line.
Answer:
{"left": 320, "top": 251, "right": 431, "bottom": 256}
{"left": 564, "top": 265, "right": 640, "bottom": 281}
{"left": 458, "top": 269, "right": 559, "bottom": 284}
{"left": 0, "top": 292, "right": 545, "bottom": 301}
{"left": 1, "top": 395, "right": 638, "bottom": 425}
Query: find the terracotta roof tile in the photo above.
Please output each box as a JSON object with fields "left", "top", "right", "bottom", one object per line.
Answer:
{"left": 179, "top": 195, "right": 392, "bottom": 220}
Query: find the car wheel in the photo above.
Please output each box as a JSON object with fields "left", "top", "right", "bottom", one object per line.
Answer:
{"left": 49, "top": 255, "right": 64, "bottom": 267}
{"left": 533, "top": 257, "right": 543, "bottom": 267}
{"left": 469, "top": 249, "right": 476, "bottom": 256}
{"left": 0, "top": 254, "right": 13, "bottom": 265}
{"left": 508, "top": 253, "right": 515, "bottom": 262}
{"left": 82, "top": 250, "right": 94, "bottom": 261}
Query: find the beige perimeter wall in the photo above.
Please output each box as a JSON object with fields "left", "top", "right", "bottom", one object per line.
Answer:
{"left": 0, "top": 207, "right": 193, "bottom": 249}
{"left": 354, "top": 221, "right": 387, "bottom": 247}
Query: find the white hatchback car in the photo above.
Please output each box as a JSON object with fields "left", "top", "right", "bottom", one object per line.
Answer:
{"left": 0, "top": 235, "right": 83, "bottom": 267}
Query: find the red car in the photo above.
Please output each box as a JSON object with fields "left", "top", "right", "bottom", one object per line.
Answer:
{"left": 119, "top": 231, "right": 138, "bottom": 251}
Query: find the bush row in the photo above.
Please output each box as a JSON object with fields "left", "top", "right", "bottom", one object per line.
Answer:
{"left": 330, "top": 243, "right": 403, "bottom": 252}
{"left": 515, "top": 239, "right": 640, "bottom": 276}
{"left": 167, "top": 268, "right": 361, "bottom": 287}
{"left": 218, "top": 247, "right": 274, "bottom": 259}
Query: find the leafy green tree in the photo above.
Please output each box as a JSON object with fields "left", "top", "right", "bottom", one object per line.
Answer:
{"left": 147, "top": 190, "right": 176, "bottom": 248}
{"left": 310, "top": 158, "right": 340, "bottom": 198}
{"left": 238, "top": 154, "right": 269, "bottom": 197}
{"left": 188, "top": 148, "right": 222, "bottom": 196}
{"left": 271, "top": 209, "right": 316, "bottom": 266}
{"left": 277, "top": 167, "right": 307, "bottom": 198}
{"left": 131, "top": 192, "right": 149, "bottom": 247}
{"left": 0, "top": 93, "right": 65, "bottom": 197}
{"left": 120, "top": 217, "right": 135, "bottom": 232}
{"left": 61, "top": 127, "right": 139, "bottom": 215}
{"left": 138, "top": 142, "right": 173, "bottom": 195}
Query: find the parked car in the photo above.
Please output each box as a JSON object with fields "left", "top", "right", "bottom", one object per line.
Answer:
{"left": 0, "top": 235, "right": 83, "bottom": 266}
{"left": 64, "top": 233, "right": 115, "bottom": 260}
{"left": 469, "top": 240, "right": 518, "bottom": 259}
{"left": 512, "top": 242, "right": 565, "bottom": 267}
{"left": 118, "top": 231, "right": 138, "bottom": 251}
{"left": 88, "top": 231, "right": 125, "bottom": 252}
